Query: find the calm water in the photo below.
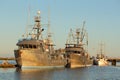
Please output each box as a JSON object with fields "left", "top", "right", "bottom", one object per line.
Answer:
{"left": 0, "top": 66, "right": 120, "bottom": 80}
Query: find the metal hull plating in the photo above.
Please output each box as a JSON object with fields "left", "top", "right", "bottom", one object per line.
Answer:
{"left": 14, "top": 49, "right": 66, "bottom": 68}
{"left": 69, "top": 54, "right": 92, "bottom": 68}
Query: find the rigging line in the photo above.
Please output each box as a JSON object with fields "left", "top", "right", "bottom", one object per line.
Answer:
{"left": 23, "top": 4, "right": 31, "bottom": 38}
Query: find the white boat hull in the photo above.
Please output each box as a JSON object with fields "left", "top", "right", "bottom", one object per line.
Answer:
{"left": 98, "top": 59, "right": 109, "bottom": 66}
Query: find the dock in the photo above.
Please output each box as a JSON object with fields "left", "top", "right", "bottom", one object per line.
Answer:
{"left": 0, "top": 57, "right": 16, "bottom": 68}
{"left": 0, "top": 57, "right": 15, "bottom": 60}
{"left": 107, "top": 57, "right": 120, "bottom": 66}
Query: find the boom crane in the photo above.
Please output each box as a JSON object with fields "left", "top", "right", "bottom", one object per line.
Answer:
{"left": 80, "top": 21, "right": 86, "bottom": 43}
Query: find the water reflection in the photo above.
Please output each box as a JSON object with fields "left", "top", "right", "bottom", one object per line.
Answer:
{"left": 1, "top": 66, "right": 120, "bottom": 80}
{"left": 15, "top": 67, "right": 91, "bottom": 80}
{"left": 13, "top": 66, "right": 120, "bottom": 80}
{"left": 15, "top": 68, "right": 67, "bottom": 80}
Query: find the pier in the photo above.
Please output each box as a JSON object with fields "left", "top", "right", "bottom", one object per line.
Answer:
{"left": 107, "top": 57, "right": 120, "bottom": 66}
{"left": 0, "top": 57, "right": 15, "bottom": 60}
{"left": 0, "top": 57, "right": 16, "bottom": 68}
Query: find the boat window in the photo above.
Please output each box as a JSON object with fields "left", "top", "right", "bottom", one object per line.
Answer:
{"left": 29, "top": 45, "right": 32, "bottom": 48}
{"left": 21, "top": 45, "right": 24, "bottom": 49}
{"left": 23, "top": 45, "right": 25, "bottom": 48}
{"left": 25, "top": 45, "right": 28, "bottom": 48}
{"left": 33, "top": 45, "right": 37, "bottom": 48}
{"left": 74, "top": 44, "right": 77, "bottom": 47}
{"left": 18, "top": 46, "right": 22, "bottom": 49}
{"left": 21, "top": 44, "right": 38, "bottom": 49}
{"left": 21, "top": 44, "right": 29, "bottom": 48}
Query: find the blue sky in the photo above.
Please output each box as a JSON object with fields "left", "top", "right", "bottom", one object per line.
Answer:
{"left": 0, "top": 0, "right": 120, "bottom": 57}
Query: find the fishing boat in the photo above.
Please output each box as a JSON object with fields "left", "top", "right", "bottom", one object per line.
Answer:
{"left": 98, "top": 58, "right": 109, "bottom": 66}
{"left": 14, "top": 10, "right": 66, "bottom": 68}
{"left": 93, "top": 55, "right": 109, "bottom": 66}
{"left": 93, "top": 43, "right": 109, "bottom": 66}
{"left": 65, "top": 21, "right": 92, "bottom": 68}
{"left": 95, "top": 53, "right": 109, "bottom": 66}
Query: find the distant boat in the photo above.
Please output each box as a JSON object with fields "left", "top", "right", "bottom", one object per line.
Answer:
{"left": 0, "top": 60, "right": 15, "bottom": 68}
{"left": 93, "top": 42, "right": 109, "bottom": 66}
{"left": 65, "top": 21, "right": 92, "bottom": 68}
{"left": 93, "top": 57, "right": 109, "bottom": 66}
{"left": 93, "top": 56, "right": 109, "bottom": 66}
{"left": 98, "top": 58, "right": 109, "bottom": 66}
{"left": 14, "top": 10, "right": 66, "bottom": 69}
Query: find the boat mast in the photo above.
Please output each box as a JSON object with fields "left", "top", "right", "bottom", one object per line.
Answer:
{"left": 34, "top": 11, "right": 42, "bottom": 40}
{"left": 76, "top": 28, "right": 80, "bottom": 46}
{"left": 47, "top": 6, "right": 53, "bottom": 54}
{"left": 80, "top": 21, "right": 85, "bottom": 43}
{"left": 47, "top": 6, "right": 52, "bottom": 43}
{"left": 22, "top": 5, "right": 31, "bottom": 38}
{"left": 66, "top": 29, "right": 75, "bottom": 45}
{"left": 85, "top": 31, "right": 88, "bottom": 53}
{"left": 76, "top": 21, "right": 86, "bottom": 46}
{"left": 99, "top": 42, "right": 105, "bottom": 58}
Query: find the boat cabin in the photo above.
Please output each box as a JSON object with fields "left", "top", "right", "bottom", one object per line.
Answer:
{"left": 16, "top": 39, "right": 44, "bottom": 49}
{"left": 65, "top": 44, "right": 84, "bottom": 54}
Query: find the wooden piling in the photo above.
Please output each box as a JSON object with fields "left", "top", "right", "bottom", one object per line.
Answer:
{"left": 111, "top": 60, "right": 116, "bottom": 66}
